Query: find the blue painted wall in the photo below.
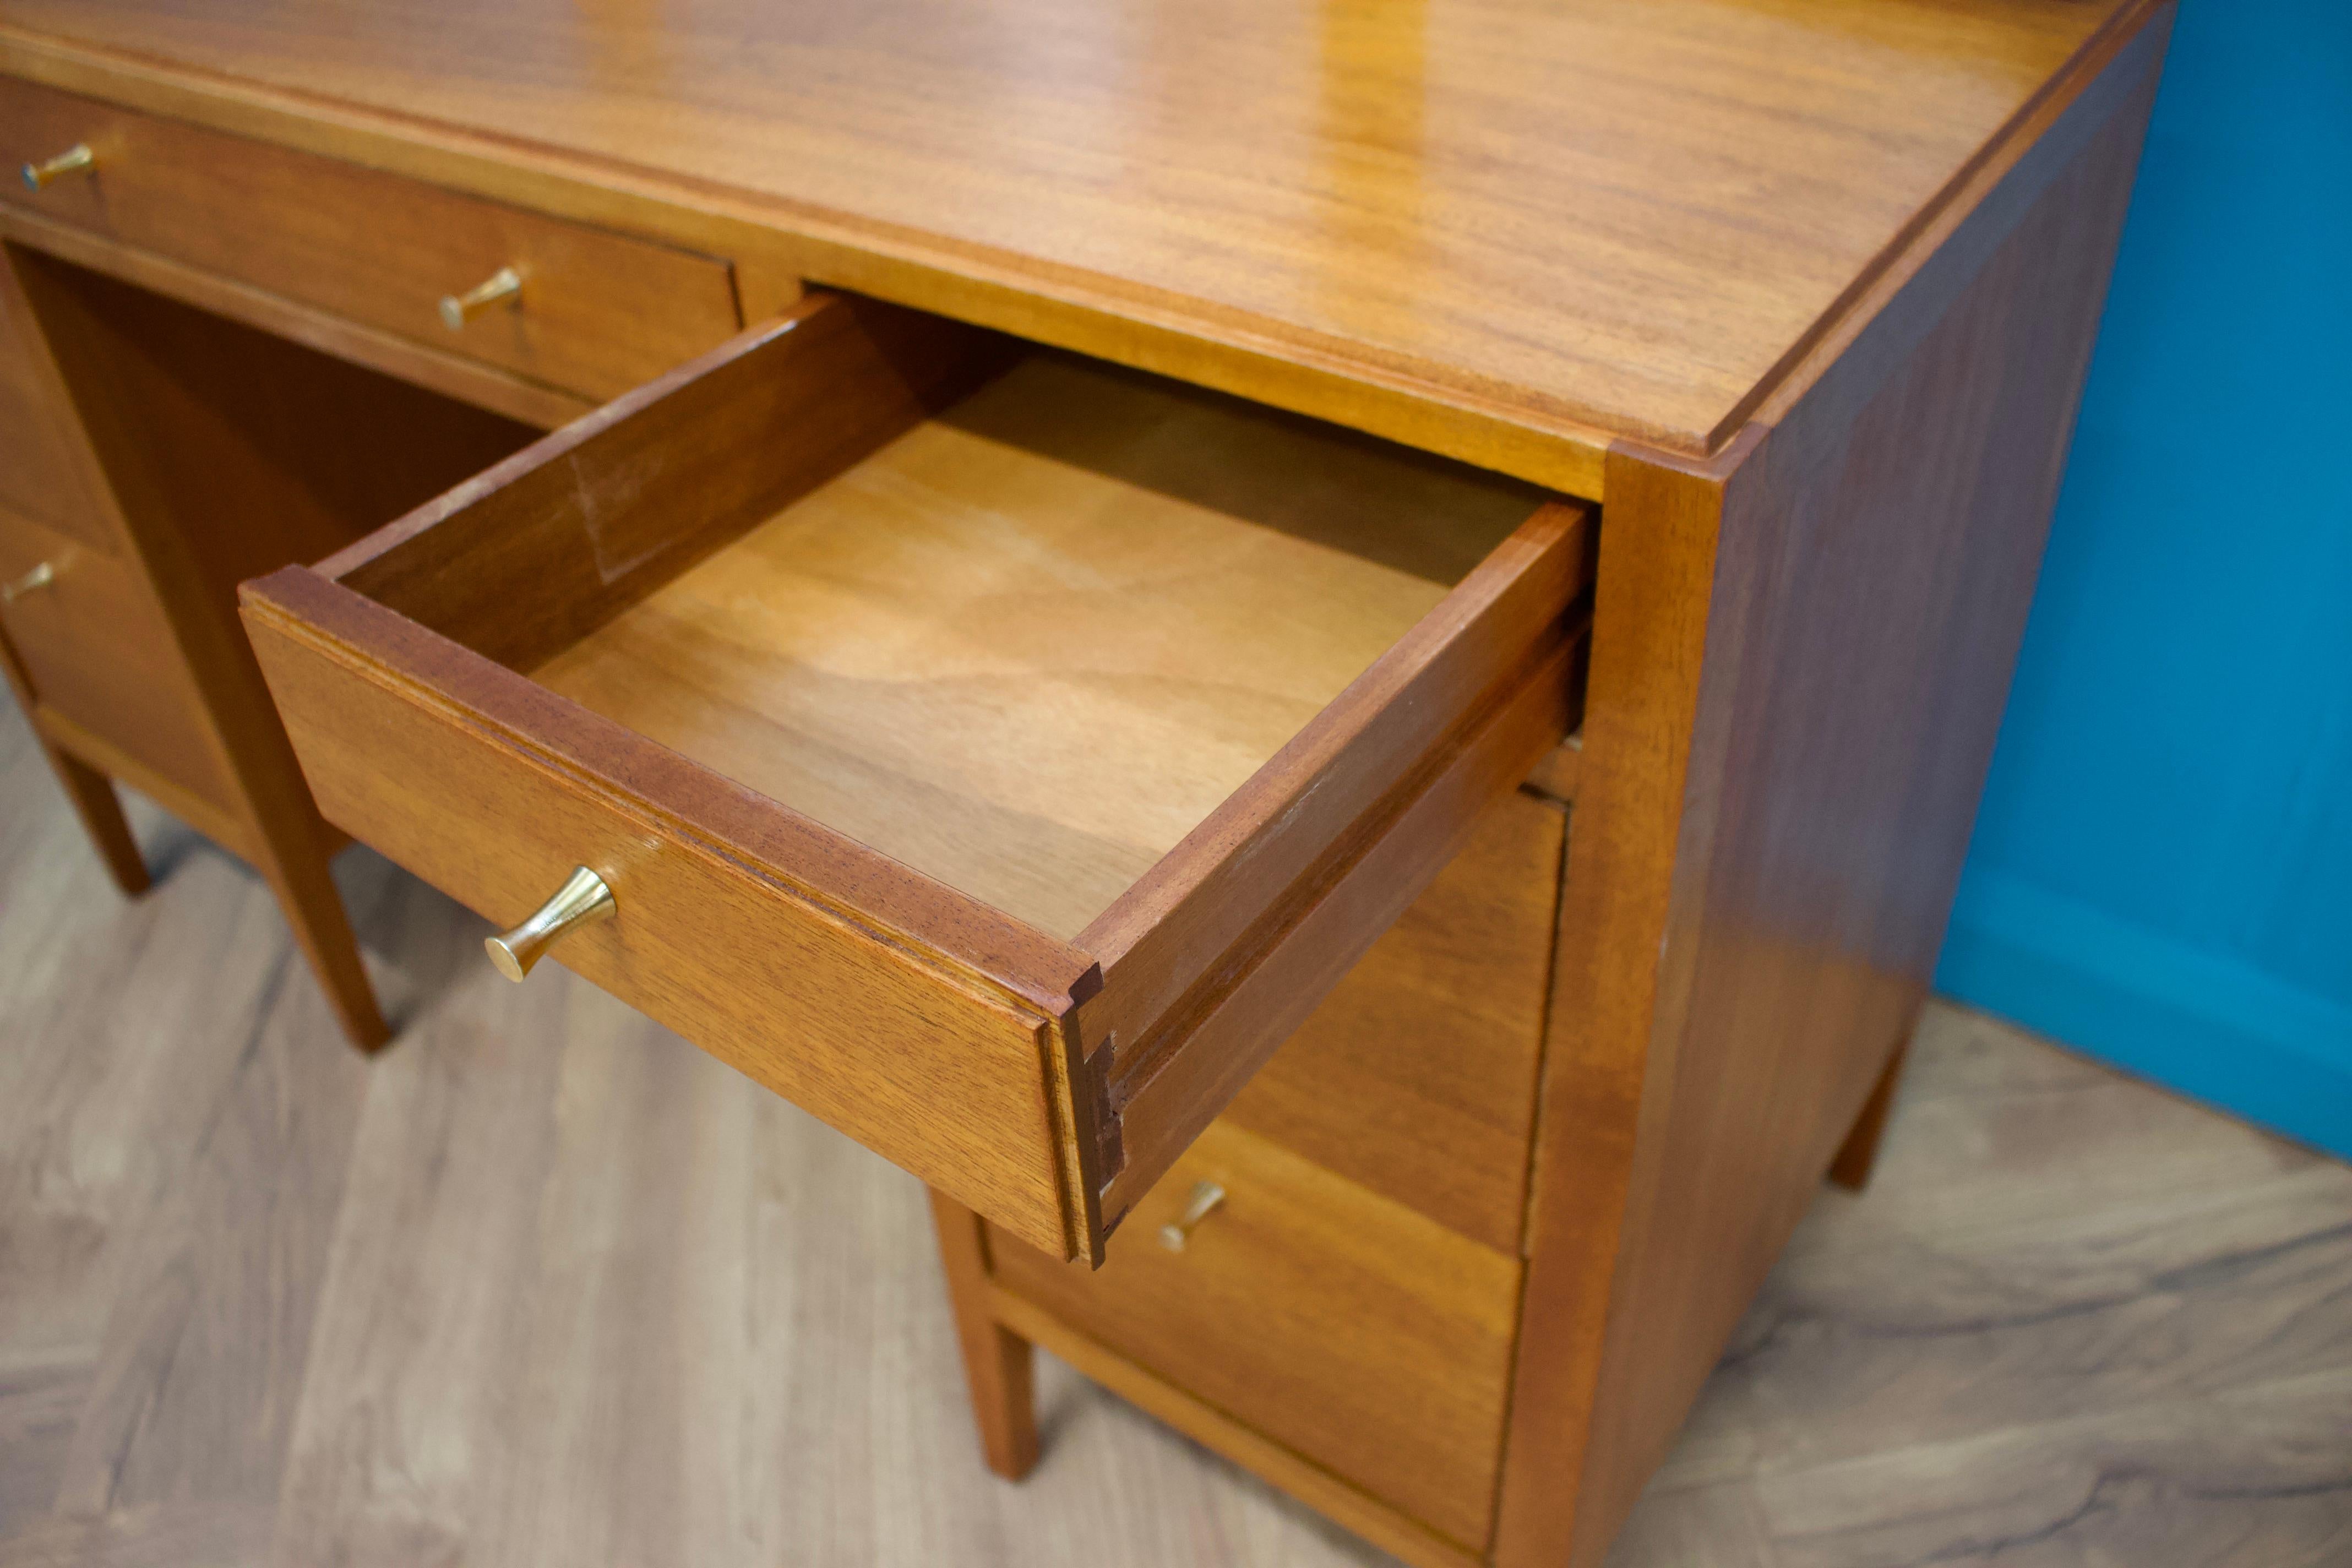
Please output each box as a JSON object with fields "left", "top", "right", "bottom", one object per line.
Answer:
{"left": 1935, "top": 0, "right": 2352, "bottom": 1156}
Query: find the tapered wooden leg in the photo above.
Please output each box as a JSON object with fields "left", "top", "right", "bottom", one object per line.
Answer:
{"left": 928, "top": 1188, "right": 1040, "bottom": 1479}
{"left": 252, "top": 824, "right": 389, "bottom": 1053}
{"left": 1828, "top": 1039, "right": 1910, "bottom": 1191}
{"left": 42, "top": 744, "right": 150, "bottom": 896}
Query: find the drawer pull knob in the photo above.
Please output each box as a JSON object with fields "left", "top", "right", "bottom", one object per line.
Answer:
{"left": 439, "top": 265, "right": 524, "bottom": 330}
{"left": 20, "top": 144, "right": 95, "bottom": 192}
{"left": 2, "top": 561, "right": 56, "bottom": 602}
{"left": 1158, "top": 1181, "right": 1227, "bottom": 1252}
{"left": 486, "top": 865, "right": 614, "bottom": 981}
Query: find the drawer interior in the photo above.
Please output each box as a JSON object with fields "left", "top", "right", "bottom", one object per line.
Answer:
{"left": 526, "top": 354, "right": 1544, "bottom": 940}
{"left": 328, "top": 292, "right": 1555, "bottom": 942}
{"left": 255, "top": 290, "right": 1592, "bottom": 1259}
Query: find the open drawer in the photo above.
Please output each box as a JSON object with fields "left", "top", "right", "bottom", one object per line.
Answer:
{"left": 239, "top": 292, "right": 1592, "bottom": 1263}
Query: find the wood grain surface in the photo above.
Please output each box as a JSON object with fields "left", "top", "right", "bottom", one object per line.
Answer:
{"left": 1091, "top": 620, "right": 1581, "bottom": 1228}
{"left": 534, "top": 350, "right": 1543, "bottom": 940}
{"left": 1221, "top": 787, "right": 1565, "bottom": 1255}
{"left": 4, "top": 723, "right": 145, "bottom": 896}
{"left": 1611, "top": 1005, "right": 2352, "bottom": 1568}
{"left": 0, "top": 72, "right": 743, "bottom": 401}
{"left": 992, "top": 1117, "right": 1523, "bottom": 1553}
{"left": 929, "top": 1191, "right": 1041, "bottom": 1482}
{"left": 0, "top": 502, "right": 233, "bottom": 813}
{"left": 1, "top": 205, "right": 598, "bottom": 432}
{"left": 0, "top": 243, "right": 106, "bottom": 553}
{"left": 17, "top": 255, "right": 537, "bottom": 627}
{"left": 0, "top": 244, "right": 150, "bottom": 901}
{"left": 3, "top": 703, "right": 2345, "bottom": 1568}
{"left": 988, "top": 1288, "right": 1485, "bottom": 1568}
{"left": 0, "top": 0, "right": 2143, "bottom": 483}
{"left": 0, "top": 10, "right": 2207, "bottom": 1565}
{"left": 334, "top": 294, "right": 1015, "bottom": 676}
{"left": 1494, "top": 20, "right": 2173, "bottom": 1566}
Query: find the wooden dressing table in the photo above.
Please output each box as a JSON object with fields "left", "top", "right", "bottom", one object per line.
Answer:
{"left": 0, "top": 2, "right": 2170, "bottom": 1562}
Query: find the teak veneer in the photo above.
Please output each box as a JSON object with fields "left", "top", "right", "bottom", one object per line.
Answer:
{"left": 529, "top": 351, "right": 1550, "bottom": 943}
{"left": 0, "top": 72, "right": 743, "bottom": 402}
{"left": 0, "top": 1, "right": 2173, "bottom": 1562}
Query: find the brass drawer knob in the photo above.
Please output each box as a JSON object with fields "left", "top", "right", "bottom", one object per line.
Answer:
{"left": 486, "top": 865, "right": 615, "bottom": 981}
{"left": 1158, "top": 1181, "right": 1227, "bottom": 1251}
{"left": 439, "top": 265, "right": 524, "bottom": 330}
{"left": 2, "top": 560, "right": 56, "bottom": 602}
{"left": 20, "top": 144, "right": 95, "bottom": 191}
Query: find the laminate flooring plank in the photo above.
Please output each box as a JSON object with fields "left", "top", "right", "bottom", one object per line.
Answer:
{"left": 0, "top": 1500, "right": 276, "bottom": 1568}
{"left": 471, "top": 990, "right": 734, "bottom": 1568}
{"left": 0, "top": 1362, "right": 89, "bottom": 1531}
{"left": 0, "top": 725, "right": 197, "bottom": 1383}
{"left": 1646, "top": 1006, "right": 2352, "bottom": 1494}
{"left": 1750, "top": 1367, "right": 2352, "bottom": 1568}
{"left": 1611, "top": 1005, "right": 2352, "bottom": 1567}
{"left": 1665, "top": 1159, "right": 2352, "bottom": 1485}
{"left": 265, "top": 922, "right": 575, "bottom": 1568}
{"left": 0, "top": 704, "right": 435, "bottom": 1540}
{"left": 1604, "top": 1478, "right": 1781, "bottom": 1568}
{"left": 46, "top": 856, "right": 385, "bottom": 1520}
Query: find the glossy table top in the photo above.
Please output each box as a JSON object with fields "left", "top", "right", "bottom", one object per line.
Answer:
{"left": 0, "top": 0, "right": 2139, "bottom": 456}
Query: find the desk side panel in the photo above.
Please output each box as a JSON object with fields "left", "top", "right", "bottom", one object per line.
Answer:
{"left": 1495, "top": 17, "right": 2170, "bottom": 1565}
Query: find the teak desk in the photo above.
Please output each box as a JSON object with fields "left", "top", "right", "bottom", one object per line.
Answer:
{"left": 0, "top": 3, "right": 2170, "bottom": 1561}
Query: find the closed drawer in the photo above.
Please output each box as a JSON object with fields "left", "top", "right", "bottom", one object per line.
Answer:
{"left": 0, "top": 249, "right": 111, "bottom": 554}
{"left": 0, "top": 503, "right": 234, "bottom": 809}
{"left": 2, "top": 76, "right": 741, "bottom": 400}
{"left": 239, "top": 292, "right": 1593, "bottom": 1264}
{"left": 1223, "top": 784, "right": 1565, "bottom": 1255}
{"left": 990, "top": 1118, "right": 1521, "bottom": 1551}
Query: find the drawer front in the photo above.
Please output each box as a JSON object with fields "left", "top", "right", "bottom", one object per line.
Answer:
{"left": 1223, "top": 785, "right": 1564, "bottom": 1255}
{"left": 244, "top": 563, "right": 1095, "bottom": 1260}
{"left": 0, "top": 242, "right": 111, "bottom": 554}
{"left": 990, "top": 1118, "right": 1522, "bottom": 1552}
{"left": 0, "top": 504, "right": 235, "bottom": 809}
{"left": 2, "top": 77, "right": 742, "bottom": 401}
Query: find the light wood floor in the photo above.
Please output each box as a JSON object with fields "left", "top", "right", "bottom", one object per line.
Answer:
{"left": 3, "top": 699, "right": 2347, "bottom": 1568}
